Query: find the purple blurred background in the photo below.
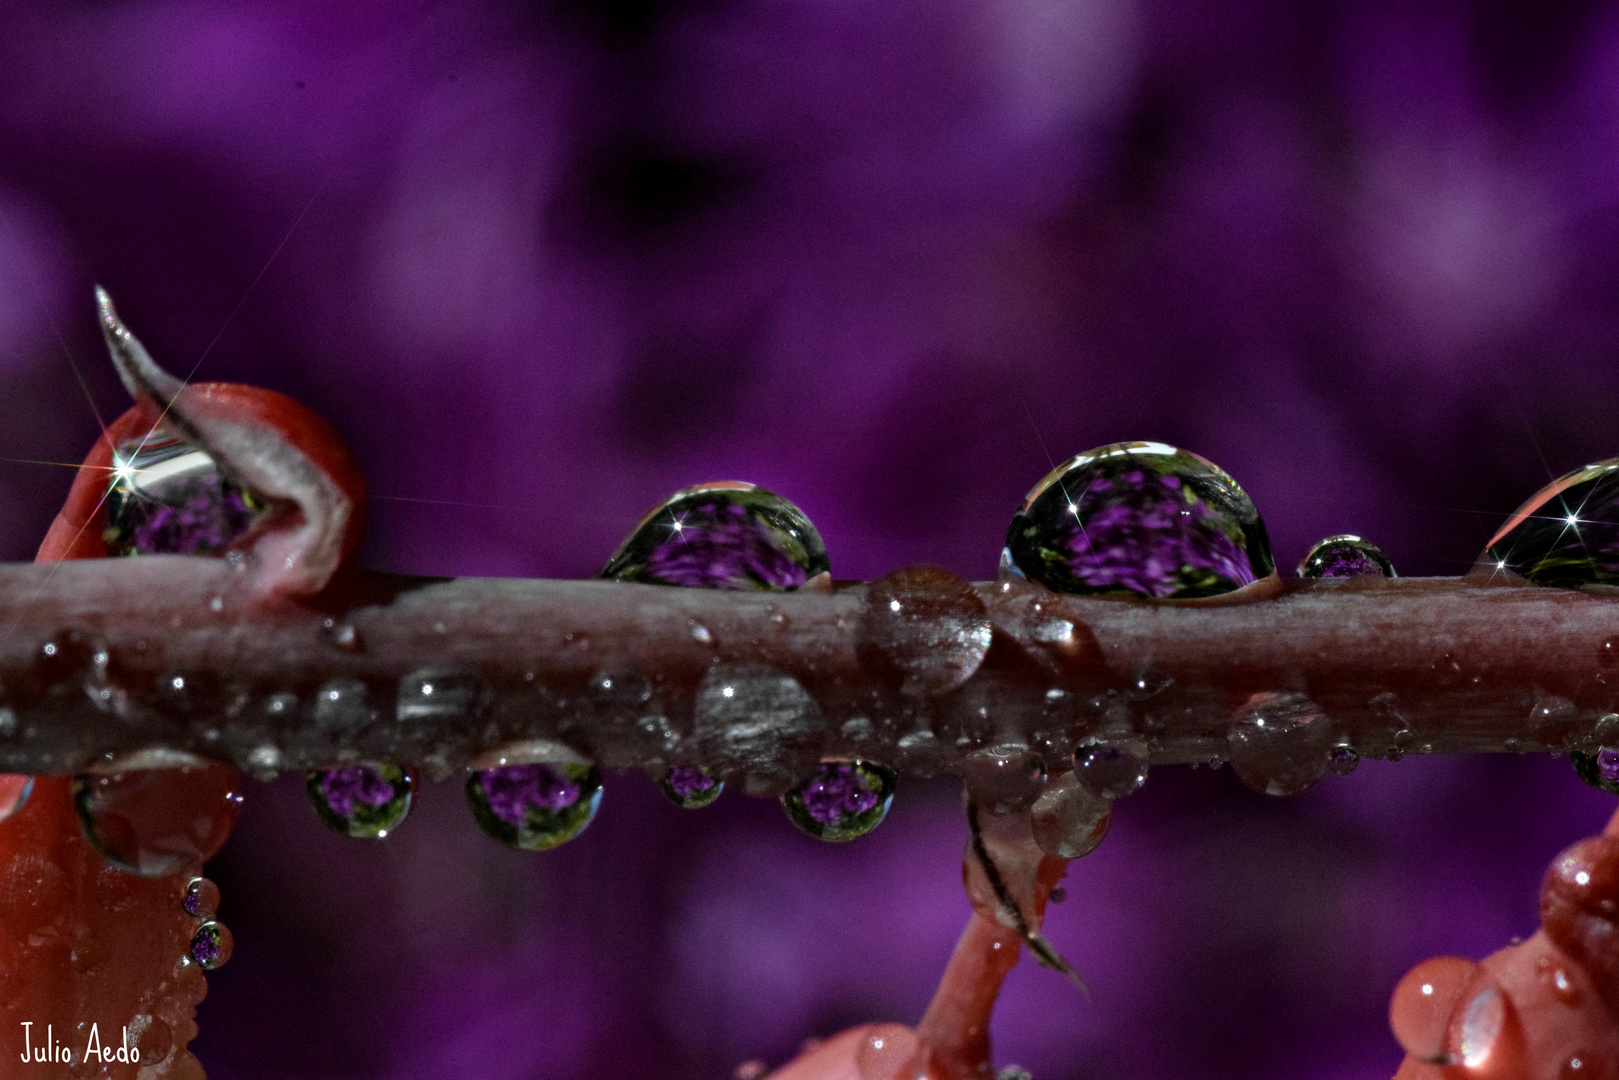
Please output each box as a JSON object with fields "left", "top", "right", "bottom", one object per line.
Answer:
{"left": 3, "top": 0, "right": 1619, "bottom": 1076}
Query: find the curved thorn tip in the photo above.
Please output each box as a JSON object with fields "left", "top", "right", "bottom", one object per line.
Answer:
{"left": 93, "top": 286, "right": 186, "bottom": 409}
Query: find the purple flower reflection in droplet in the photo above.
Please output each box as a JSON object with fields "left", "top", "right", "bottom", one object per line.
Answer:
{"left": 1599, "top": 749, "right": 1619, "bottom": 786}
{"left": 321, "top": 765, "right": 398, "bottom": 818}
{"left": 798, "top": 763, "right": 882, "bottom": 826}
{"left": 478, "top": 764, "right": 582, "bottom": 827}
{"left": 602, "top": 485, "right": 829, "bottom": 591}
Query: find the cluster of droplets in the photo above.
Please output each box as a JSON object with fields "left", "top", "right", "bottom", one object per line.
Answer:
{"left": 181, "top": 876, "right": 232, "bottom": 971}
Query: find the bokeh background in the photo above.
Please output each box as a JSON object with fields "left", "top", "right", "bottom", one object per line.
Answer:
{"left": 3, "top": 0, "right": 1619, "bottom": 1077}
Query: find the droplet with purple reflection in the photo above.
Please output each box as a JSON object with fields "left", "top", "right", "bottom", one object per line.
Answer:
{"left": 1003, "top": 442, "right": 1274, "bottom": 599}
{"left": 466, "top": 761, "right": 602, "bottom": 850}
{"left": 103, "top": 435, "right": 265, "bottom": 557}
{"left": 1481, "top": 460, "right": 1619, "bottom": 587}
{"left": 601, "top": 482, "right": 829, "bottom": 591}
{"left": 188, "top": 920, "right": 233, "bottom": 970}
{"left": 660, "top": 764, "right": 724, "bottom": 809}
{"left": 1572, "top": 745, "right": 1619, "bottom": 795}
{"left": 305, "top": 763, "right": 414, "bottom": 839}
{"left": 782, "top": 760, "right": 896, "bottom": 842}
{"left": 182, "top": 876, "right": 220, "bottom": 919}
{"left": 1297, "top": 534, "right": 1396, "bottom": 579}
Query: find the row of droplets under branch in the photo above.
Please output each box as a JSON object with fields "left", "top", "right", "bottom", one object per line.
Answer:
{"left": 5, "top": 441, "right": 1619, "bottom": 866}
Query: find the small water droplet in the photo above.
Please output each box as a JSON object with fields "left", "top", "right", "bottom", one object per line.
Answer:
{"left": 1327, "top": 744, "right": 1359, "bottom": 776}
{"left": 690, "top": 622, "right": 714, "bottom": 644}
{"left": 601, "top": 481, "right": 829, "bottom": 589}
{"left": 397, "top": 667, "right": 491, "bottom": 723}
{"left": 1226, "top": 692, "right": 1332, "bottom": 797}
{"left": 1132, "top": 670, "right": 1172, "bottom": 698}
{"left": 188, "top": 920, "right": 233, "bottom": 970}
{"left": 1563, "top": 1056, "right": 1594, "bottom": 1078}
{"left": 1296, "top": 534, "right": 1396, "bottom": 578}
{"left": 1481, "top": 461, "right": 1619, "bottom": 586}
{"left": 1072, "top": 735, "right": 1150, "bottom": 800}
{"left": 127, "top": 1014, "right": 172, "bottom": 1066}
{"left": 961, "top": 743, "right": 1046, "bottom": 815}
{"left": 859, "top": 566, "right": 992, "bottom": 696}
{"left": 1030, "top": 773, "right": 1110, "bottom": 858}
{"left": 853, "top": 1023, "right": 919, "bottom": 1080}
{"left": 783, "top": 761, "right": 896, "bottom": 842}
{"left": 208, "top": 595, "right": 224, "bottom": 612}
{"left": 1535, "top": 695, "right": 1580, "bottom": 746}
{"left": 1538, "top": 956, "right": 1584, "bottom": 1006}
{"left": 1002, "top": 442, "right": 1274, "bottom": 598}
{"left": 319, "top": 618, "right": 363, "bottom": 652}
{"left": 312, "top": 679, "right": 375, "bottom": 733}
{"left": 1572, "top": 747, "right": 1619, "bottom": 794}
{"left": 72, "top": 765, "right": 243, "bottom": 876}
{"left": 182, "top": 876, "right": 220, "bottom": 919}
{"left": 660, "top": 765, "right": 724, "bottom": 808}
{"left": 305, "top": 764, "right": 414, "bottom": 839}
{"left": 0, "top": 774, "right": 34, "bottom": 821}
{"left": 34, "top": 629, "right": 98, "bottom": 691}
{"left": 1387, "top": 746, "right": 1406, "bottom": 762}
{"left": 466, "top": 762, "right": 602, "bottom": 850}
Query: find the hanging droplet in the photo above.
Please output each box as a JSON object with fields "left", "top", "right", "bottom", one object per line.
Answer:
{"left": 1072, "top": 735, "right": 1150, "bottom": 800}
{"left": 1327, "top": 744, "right": 1360, "bottom": 776}
{"left": 783, "top": 761, "right": 896, "bottom": 842}
{"left": 305, "top": 763, "right": 414, "bottom": 839}
{"left": 1572, "top": 748, "right": 1619, "bottom": 794}
{"left": 72, "top": 765, "right": 244, "bottom": 876}
{"left": 1297, "top": 535, "right": 1396, "bottom": 579}
{"left": 467, "top": 762, "right": 602, "bottom": 850}
{"left": 961, "top": 744, "right": 1046, "bottom": 815}
{"left": 1003, "top": 442, "right": 1274, "bottom": 599}
{"left": 858, "top": 566, "right": 992, "bottom": 695}
{"left": 660, "top": 765, "right": 724, "bottom": 809}
{"left": 1030, "top": 773, "right": 1110, "bottom": 858}
{"left": 103, "top": 433, "right": 265, "bottom": 557}
{"left": 601, "top": 481, "right": 830, "bottom": 590}
{"left": 1226, "top": 692, "right": 1333, "bottom": 797}
{"left": 1481, "top": 460, "right": 1619, "bottom": 587}
{"left": 182, "top": 877, "right": 220, "bottom": 920}
{"left": 188, "top": 920, "right": 234, "bottom": 971}
{"left": 0, "top": 773, "right": 34, "bottom": 821}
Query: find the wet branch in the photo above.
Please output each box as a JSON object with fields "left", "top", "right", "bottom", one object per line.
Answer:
{"left": 0, "top": 556, "right": 1613, "bottom": 779}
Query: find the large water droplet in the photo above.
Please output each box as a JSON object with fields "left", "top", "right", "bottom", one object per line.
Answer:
{"left": 397, "top": 667, "right": 491, "bottom": 724}
{"left": 0, "top": 774, "right": 34, "bottom": 822}
{"left": 1389, "top": 956, "right": 1476, "bottom": 1063}
{"left": 692, "top": 664, "right": 825, "bottom": 773}
{"left": 1072, "top": 735, "right": 1150, "bottom": 800}
{"left": 305, "top": 763, "right": 414, "bottom": 839}
{"left": 783, "top": 761, "right": 896, "bottom": 842}
{"left": 1226, "top": 692, "right": 1332, "bottom": 796}
{"left": 1481, "top": 461, "right": 1619, "bottom": 587}
{"left": 466, "top": 762, "right": 602, "bottom": 850}
{"left": 1297, "top": 535, "right": 1396, "bottom": 579}
{"left": 1327, "top": 744, "right": 1359, "bottom": 776}
{"left": 103, "top": 433, "right": 265, "bottom": 557}
{"left": 1003, "top": 442, "right": 1274, "bottom": 599}
{"left": 961, "top": 743, "right": 1046, "bottom": 815}
{"left": 182, "top": 876, "right": 220, "bottom": 919}
{"left": 188, "top": 920, "right": 234, "bottom": 970}
{"left": 859, "top": 566, "right": 992, "bottom": 696}
{"left": 1571, "top": 748, "right": 1619, "bottom": 794}
{"left": 1030, "top": 773, "right": 1110, "bottom": 858}
{"left": 660, "top": 765, "right": 724, "bottom": 809}
{"left": 601, "top": 482, "right": 829, "bottom": 590}
{"left": 72, "top": 765, "right": 244, "bottom": 876}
